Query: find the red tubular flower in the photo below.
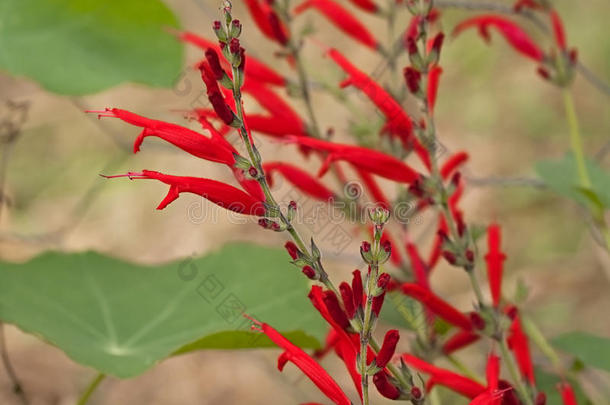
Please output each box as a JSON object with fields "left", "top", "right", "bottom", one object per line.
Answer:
{"left": 356, "top": 169, "right": 390, "bottom": 209}
{"left": 373, "top": 371, "right": 401, "bottom": 399}
{"left": 440, "top": 151, "right": 469, "bottom": 180}
{"left": 103, "top": 170, "right": 266, "bottom": 215}
{"left": 244, "top": 0, "right": 289, "bottom": 45}
{"left": 406, "top": 243, "right": 430, "bottom": 289}
{"left": 242, "top": 81, "right": 304, "bottom": 126}
{"left": 246, "top": 316, "right": 351, "bottom": 405}
{"left": 375, "top": 329, "right": 399, "bottom": 368}
{"left": 285, "top": 241, "right": 299, "bottom": 259}
{"left": 205, "top": 48, "right": 226, "bottom": 80}
{"left": 348, "top": 0, "right": 377, "bottom": 13}
{"left": 550, "top": 10, "right": 567, "bottom": 50}
{"left": 557, "top": 382, "right": 578, "bottom": 405}
{"left": 351, "top": 269, "right": 364, "bottom": 310}
{"left": 322, "top": 290, "right": 351, "bottom": 330}
{"left": 284, "top": 136, "right": 421, "bottom": 184}
{"left": 453, "top": 15, "right": 545, "bottom": 62}
{"left": 199, "top": 61, "right": 235, "bottom": 125}
{"left": 90, "top": 108, "right": 235, "bottom": 165}
{"left": 427, "top": 66, "right": 443, "bottom": 115}
{"left": 339, "top": 282, "right": 356, "bottom": 319}
{"left": 327, "top": 49, "right": 416, "bottom": 151}
{"left": 442, "top": 329, "right": 480, "bottom": 354}
{"left": 178, "top": 31, "right": 286, "bottom": 86}
{"left": 400, "top": 283, "right": 473, "bottom": 330}
{"left": 428, "top": 215, "right": 449, "bottom": 269}
{"left": 371, "top": 291, "right": 386, "bottom": 316}
{"left": 404, "top": 66, "right": 422, "bottom": 94}
{"left": 485, "top": 224, "right": 506, "bottom": 307}
{"left": 507, "top": 313, "right": 535, "bottom": 385}
{"left": 264, "top": 162, "right": 335, "bottom": 201}
{"left": 402, "top": 354, "right": 486, "bottom": 398}
{"left": 294, "top": 0, "right": 378, "bottom": 50}
{"left": 470, "top": 354, "right": 507, "bottom": 405}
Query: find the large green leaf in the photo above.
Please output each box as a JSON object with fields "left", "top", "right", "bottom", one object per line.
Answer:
{"left": 552, "top": 331, "right": 610, "bottom": 372}
{"left": 0, "top": 0, "right": 183, "bottom": 94}
{"left": 535, "top": 154, "right": 610, "bottom": 209}
{"left": 0, "top": 244, "right": 325, "bottom": 378}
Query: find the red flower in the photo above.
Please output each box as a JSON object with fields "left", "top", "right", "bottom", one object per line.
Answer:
{"left": 440, "top": 151, "right": 469, "bottom": 180}
{"left": 453, "top": 15, "right": 545, "bottom": 62}
{"left": 507, "top": 312, "right": 536, "bottom": 385}
{"left": 264, "top": 162, "right": 335, "bottom": 201}
{"left": 284, "top": 136, "right": 421, "bottom": 184}
{"left": 322, "top": 290, "right": 351, "bottom": 330}
{"left": 469, "top": 353, "right": 508, "bottom": 405}
{"left": 178, "top": 31, "right": 286, "bottom": 86}
{"left": 442, "top": 330, "right": 480, "bottom": 354}
{"left": 339, "top": 282, "right": 356, "bottom": 319}
{"left": 406, "top": 243, "right": 430, "bottom": 290}
{"left": 89, "top": 108, "right": 264, "bottom": 202}
{"left": 244, "top": 0, "right": 289, "bottom": 45}
{"left": 294, "top": 0, "right": 378, "bottom": 50}
{"left": 348, "top": 0, "right": 377, "bottom": 13}
{"left": 327, "top": 49, "right": 415, "bottom": 147}
{"left": 199, "top": 61, "right": 236, "bottom": 125}
{"left": 427, "top": 66, "right": 443, "bottom": 115}
{"left": 402, "top": 354, "right": 486, "bottom": 398}
{"left": 246, "top": 316, "right": 351, "bottom": 405}
{"left": 103, "top": 170, "right": 266, "bottom": 215}
{"left": 550, "top": 10, "right": 567, "bottom": 50}
{"left": 351, "top": 269, "right": 364, "bottom": 310}
{"left": 400, "top": 283, "right": 473, "bottom": 330}
{"left": 485, "top": 224, "right": 506, "bottom": 307}
{"left": 90, "top": 108, "right": 235, "bottom": 164}
{"left": 557, "top": 382, "right": 578, "bottom": 405}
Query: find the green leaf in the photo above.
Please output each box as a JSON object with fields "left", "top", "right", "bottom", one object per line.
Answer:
{"left": 552, "top": 331, "right": 610, "bottom": 372}
{"left": 0, "top": 244, "right": 325, "bottom": 378}
{"left": 535, "top": 153, "right": 610, "bottom": 209}
{"left": 0, "top": 0, "right": 183, "bottom": 95}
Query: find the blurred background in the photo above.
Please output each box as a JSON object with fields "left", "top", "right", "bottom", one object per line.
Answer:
{"left": 0, "top": 0, "right": 608, "bottom": 404}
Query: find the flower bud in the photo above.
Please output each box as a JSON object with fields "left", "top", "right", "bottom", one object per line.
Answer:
{"left": 442, "top": 251, "right": 457, "bottom": 265}
{"left": 230, "top": 19, "right": 242, "bottom": 37}
{"left": 369, "top": 207, "right": 390, "bottom": 225}
{"left": 376, "top": 330, "right": 400, "bottom": 368}
{"left": 302, "top": 265, "right": 317, "bottom": 280}
{"left": 205, "top": 49, "right": 225, "bottom": 81}
{"left": 361, "top": 241, "right": 374, "bottom": 263}
{"left": 377, "top": 273, "right": 391, "bottom": 290}
{"left": 404, "top": 67, "right": 421, "bottom": 94}
{"left": 284, "top": 241, "right": 299, "bottom": 260}
{"left": 372, "top": 291, "right": 386, "bottom": 316}
{"left": 411, "top": 386, "right": 422, "bottom": 400}
{"left": 352, "top": 270, "right": 364, "bottom": 310}
{"left": 469, "top": 312, "right": 486, "bottom": 330}
{"left": 322, "top": 290, "right": 350, "bottom": 329}
{"left": 287, "top": 200, "right": 297, "bottom": 221}
{"left": 248, "top": 166, "right": 259, "bottom": 179}
{"left": 229, "top": 38, "right": 240, "bottom": 54}
{"left": 212, "top": 20, "right": 227, "bottom": 42}
{"left": 535, "top": 392, "right": 547, "bottom": 405}
{"left": 373, "top": 371, "right": 400, "bottom": 400}
{"left": 339, "top": 282, "right": 356, "bottom": 319}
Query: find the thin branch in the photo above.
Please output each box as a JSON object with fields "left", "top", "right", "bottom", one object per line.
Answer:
{"left": 465, "top": 175, "right": 547, "bottom": 189}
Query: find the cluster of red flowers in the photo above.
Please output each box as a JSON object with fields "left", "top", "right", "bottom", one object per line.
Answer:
{"left": 94, "top": 0, "right": 583, "bottom": 404}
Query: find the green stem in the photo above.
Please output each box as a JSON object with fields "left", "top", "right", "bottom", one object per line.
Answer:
{"left": 77, "top": 373, "right": 105, "bottom": 405}
{"left": 499, "top": 339, "right": 534, "bottom": 405}
{"left": 562, "top": 89, "right": 591, "bottom": 189}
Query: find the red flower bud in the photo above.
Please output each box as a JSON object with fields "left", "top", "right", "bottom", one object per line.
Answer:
{"left": 411, "top": 386, "right": 422, "bottom": 399}
{"left": 229, "top": 38, "right": 240, "bottom": 54}
{"left": 376, "top": 329, "right": 399, "bottom": 368}
{"left": 284, "top": 241, "right": 299, "bottom": 260}
{"left": 302, "top": 265, "right": 316, "bottom": 279}
{"left": 205, "top": 48, "right": 225, "bottom": 80}
{"left": 377, "top": 273, "right": 391, "bottom": 289}
{"left": 406, "top": 37, "right": 418, "bottom": 55}
{"left": 339, "top": 282, "right": 356, "bottom": 319}
{"left": 431, "top": 32, "right": 445, "bottom": 54}
{"left": 382, "top": 239, "right": 392, "bottom": 253}
{"left": 264, "top": 162, "right": 334, "bottom": 201}
{"left": 372, "top": 291, "right": 386, "bottom": 316}
{"left": 557, "top": 382, "right": 577, "bottom": 405}
{"left": 442, "top": 251, "right": 457, "bottom": 265}
{"left": 322, "top": 290, "right": 351, "bottom": 330}
{"left": 361, "top": 241, "right": 371, "bottom": 253}
{"left": 535, "top": 392, "right": 547, "bottom": 405}
{"left": 352, "top": 270, "right": 364, "bottom": 310}
{"left": 373, "top": 371, "right": 400, "bottom": 400}
{"left": 404, "top": 66, "right": 421, "bottom": 93}
{"left": 469, "top": 312, "right": 486, "bottom": 330}
{"left": 465, "top": 249, "right": 474, "bottom": 262}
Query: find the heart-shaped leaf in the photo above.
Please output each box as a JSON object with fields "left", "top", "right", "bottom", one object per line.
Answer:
{"left": 0, "top": 244, "right": 325, "bottom": 378}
